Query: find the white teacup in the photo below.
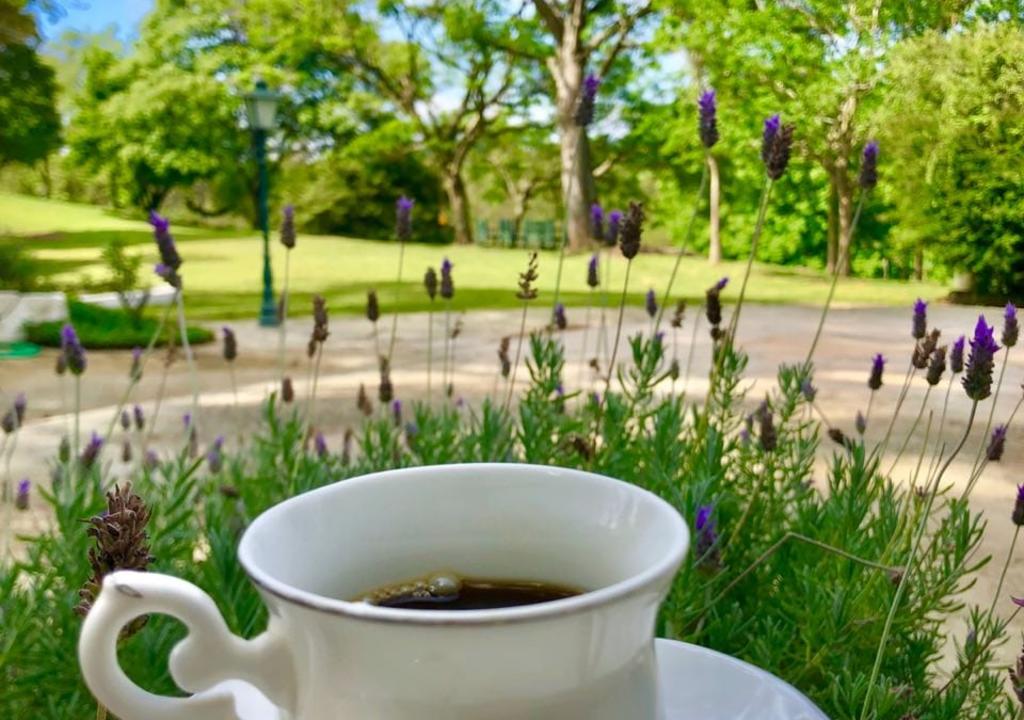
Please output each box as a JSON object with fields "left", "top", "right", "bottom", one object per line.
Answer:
{"left": 79, "top": 463, "right": 688, "bottom": 719}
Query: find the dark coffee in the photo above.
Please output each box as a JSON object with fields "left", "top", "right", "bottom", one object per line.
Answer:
{"left": 356, "top": 572, "right": 582, "bottom": 611}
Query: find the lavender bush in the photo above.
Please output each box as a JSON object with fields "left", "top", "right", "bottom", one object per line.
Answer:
{"left": 1, "top": 95, "right": 1023, "bottom": 720}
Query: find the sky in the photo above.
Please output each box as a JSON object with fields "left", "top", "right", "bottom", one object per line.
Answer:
{"left": 36, "top": 0, "right": 153, "bottom": 44}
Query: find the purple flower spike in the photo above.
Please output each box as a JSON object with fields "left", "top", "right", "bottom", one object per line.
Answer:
{"left": 14, "top": 393, "right": 26, "bottom": 424}
{"left": 801, "top": 379, "right": 817, "bottom": 403}
{"left": 1003, "top": 303, "right": 1018, "bottom": 347}
{"left": 280, "top": 204, "right": 296, "bottom": 249}
{"left": 645, "top": 288, "right": 658, "bottom": 319}
{"left": 440, "top": 258, "right": 454, "bottom": 300}
{"left": 694, "top": 504, "right": 720, "bottom": 568}
{"left": 859, "top": 141, "right": 879, "bottom": 190}
{"left": 553, "top": 302, "right": 567, "bottom": 331}
{"left": 715, "top": 277, "right": 729, "bottom": 291}
{"left": 149, "top": 210, "right": 182, "bottom": 287}
{"left": 80, "top": 432, "right": 104, "bottom": 469}
{"left": 15, "top": 478, "right": 29, "bottom": 510}
{"left": 133, "top": 404, "right": 145, "bottom": 431}
{"left": 587, "top": 254, "right": 600, "bottom": 289}
{"left": 1014, "top": 484, "right": 1024, "bottom": 526}
{"left": 396, "top": 196, "right": 414, "bottom": 241}
{"left": 605, "top": 210, "right": 623, "bottom": 247}
{"left": 391, "top": 399, "right": 403, "bottom": 427}
{"left": 962, "top": 315, "right": 1000, "bottom": 401}
{"left": 314, "top": 431, "right": 328, "bottom": 459}
{"left": 869, "top": 353, "right": 885, "bottom": 390}
{"left": 912, "top": 299, "right": 927, "bottom": 340}
{"left": 698, "top": 89, "right": 718, "bottom": 149}
{"left": 61, "top": 324, "right": 86, "bottom": 375}
{"left": 590, "top": 203, "right": 604, "bottom": 241}
{"left": 950, "top": 335, "right": 966, "bottom": 374}
{"left": 987, "top": 424, "right": 1007, "bottom": 462}
{"left": 761, "top": 114, "right": 781, "bottom": 164}
{"left": 574, "top": 73, "right": 600, "bottom": 126}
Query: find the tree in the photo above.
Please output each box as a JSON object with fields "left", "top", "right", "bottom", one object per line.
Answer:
{"left": 470, "top": 124, "right": 559, "bottom": 242}
{"left": 261, "top": 0, "right": 525, "bottom": 244}
{"left": 0, "top": 1, "right": 60, "bottom": 167}
{"left": 485, "top": 0, "right": 655, "bottom": 250}
{"left": 873, "top": 24, "right": 1024, "bottom": 297}
{"left": 659, "top": 0, "right": 973, "bottom": 275}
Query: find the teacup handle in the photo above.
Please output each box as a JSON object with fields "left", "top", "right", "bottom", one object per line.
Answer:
{"left": 79, "top": 570, "right": 296, "bottom": 720}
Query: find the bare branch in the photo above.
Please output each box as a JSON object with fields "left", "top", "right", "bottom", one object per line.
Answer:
{"left": 532, "top": 0, "right": 565, "bottom": 38}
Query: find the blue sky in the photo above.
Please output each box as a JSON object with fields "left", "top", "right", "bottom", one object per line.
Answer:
{"left": 37, "top": 0, "right": 152, "bottom": 43}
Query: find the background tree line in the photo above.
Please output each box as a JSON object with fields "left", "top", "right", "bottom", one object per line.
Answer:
{"left": 3, "top": 0, "right": 1024, "bottom": 297}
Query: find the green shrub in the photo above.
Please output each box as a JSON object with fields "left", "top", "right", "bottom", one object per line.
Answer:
{"left": 0, "top": 244, "right": 40, "bottom": 292}
{"left": 23, "top": 300, "right": 212, "bottom": 349}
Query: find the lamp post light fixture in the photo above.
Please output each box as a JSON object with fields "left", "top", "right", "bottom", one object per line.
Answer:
{"left": 245, "top": 78, "right": 281, "bottom": 327}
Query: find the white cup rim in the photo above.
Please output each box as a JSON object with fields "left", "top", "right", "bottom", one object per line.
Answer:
{"left": 237, "top": 463, "right": 689, "bottom": 626}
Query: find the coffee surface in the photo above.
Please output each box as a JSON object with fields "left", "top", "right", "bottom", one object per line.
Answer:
{"left": 356, "top": 572, "right": 582, "bottom": 611}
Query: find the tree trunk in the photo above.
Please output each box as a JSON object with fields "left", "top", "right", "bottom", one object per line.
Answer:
{"left": 826, "top": 171, "right": 838, "bottom": 274}
{"left": 511, "top": 193, "right": 527, "bottom": 245}
{"left": 914, "top": 243, "right": 924, "bottom": 281}
{"left": 443, "top": 171, "right": 474, "bottom": 245}
{"left": 707, "top": 153, "right": 721, "bottom": 264}
{"left": 835, "top": 169, "right": 854, "bottom": 276}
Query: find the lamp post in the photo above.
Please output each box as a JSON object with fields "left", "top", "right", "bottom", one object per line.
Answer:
{"left": 245, "top": 79, "right": 281, "bottom": 327}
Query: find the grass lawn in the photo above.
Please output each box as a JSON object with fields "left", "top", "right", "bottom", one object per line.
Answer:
{"left": 1, "top": 192, "right": 946, "bottom": 321}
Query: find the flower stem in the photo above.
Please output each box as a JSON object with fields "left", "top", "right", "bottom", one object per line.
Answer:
{"left": 277, "top": 249, "right": 291, "bottom": 384}
{"left": 682, "top": 308, "right": 702, "bottom": 394}
{"left": 804, "top": 193, "right": 866, "bottom": 366}
{"left": 989, "top": 525, "right": 1020, "bottom": 617}
{"left": 73, "top": 375, "right": 81, "bottom": 477}
{"left": 579, "top": 288, "right": 594, "bottom": 387}
{"left": 967, "top": 347, "right": 1011, "bottom": 479}
{"left": 442, "top": 302, "right": 451, "bottom": 396}
{"left": 229, "top": 364, "right": 239, "bottom": 409}
{"left": 878, "top": 361, "right": 916, "bottom": 460}
{"left": 175, "top": 292, "right": 200, "bottom": 426}
{"left": 859, "top": 401, "right": 978, "bottom": 720}
{"left": 654, "top": 164, "right": 708, "bottom": 333}
{"left": 962, "top": 393, "right": 1023, "bottom": 499}
{"left": 309, "top": 344, "right": 325, "bottom": 430}
{"left": 726, "top": 178, "right": 773, "bottom": 340}
{"left": 886, "top": 385, "right": 933, "bottom": 475}
{"left": 602, "top": 260, "right": 633, "bottom": 404}
{"left": 504, "top": 302, "right": 530, "bottom": 412}
{"left": 552, "top": 133, "right": 582, "bottom": 314}
{"left": 388, "top": 238, "right": 407, "bottom": 362}
{"left": 426, "top": 303, "right": 434, "bottom": 401}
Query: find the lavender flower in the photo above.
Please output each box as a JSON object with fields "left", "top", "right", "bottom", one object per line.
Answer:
{"left": 1004, "top": 303, "right": 1019, "bottom": 348}
{"left": 694, "top": 504, "right": 720, "bottom": 568}
{"left": 206, "top": 436, "right": 224, "bottom": 473}
{"left": 121, "top": 440, "right": 132, "bottom": 463}
{"left": 553, "top": 303, "right": 567, "bottom": 331}
{"left": 587, "top": 254, "right": 600, "bottom": 289}
{"left": 859, "top": 141, "right": 879, "bottom": 190}
{"left": 15, "top": 479, "right": 29, "bottom": 510}
{"left": 705, "top": 278, "right": 729, "bottom": 327}
{"left": 605, "top": 210, "right": 622, "bottom": 247}
{"left": 366, "top": 290, "right": 380, "bottom": 323}
{"left": 279, "top": 204, "right": 296, "bottom": 249}
{"left": 1013, "top": 485, "right": 1024, "bottom": 527}
{"left": 926, "top": 345, "right": 947, "bottom": 386}
{"left": 987, "top": 424, "right": 1007, "bottom": 462}
{"left": 378, "top": 357, "right": 394, "bottom": 404}
{"left": 912, "top": 299, "right": 927, "bottom": 340}
{"left": 391, "top": 399, "right": 402, "bottom": 427}
{"left": 281, "top": 377, "right": 295, "bottom": 404}
{"left": 61, "top": 324, "right": 86, "bottom": 375}
{"left": 645, "top": 289, "right": 658, "bottom": 319}
{"left": 130, "top": 346, "right": 142, "bottom": 381}
{"left": 58, "top": 435, "right": 70, "bottom": 463}
{"left": 868, "top": 353, "right": 885, "bottom": 390}
{"left": 221, "top": 326, "right": 237, "bottom": 362}
{"left": 1010, "top": 641, "right": 1024, "bottom": 703}
{"left": 963, "top": 315, "right": 1000, "bottom": 401}
{"left": 950, "top": 335, "right": 965, "bottom": 374}
{"left": 314, "top": 431, "right": 328, "bottom": 459}
{"left": 671, "top": 300, "right": 686, "bottom": 329}
{"left": 801, "top": 379, "right": 817, "bottom": 403}
{"left": 120, "top": 409, "right": 131, "bottom": 431}
{"left": 424, "top": 267, "right": 438, "bottom": 300}
{"left": 668, "top": 358, "right": 680, "bottom": 381}
{"left": 149, "top": 211, "right": 182, "bottom": 287}
{"left": 590, "top": 203, "right": 604, "bottom": 241}
{"left": 498, "top": 336, "right": 511, "bottom": 379}
{"left": 80, "top": 432, "right": 104, "bottom": 469}
{"left": 144, "top": 449, "right": 158, "bottom": 470}
{"left": 855, "top": 410, "right": 867, "bottom": 435}
{"left": 574, "top": 73, "right": 600, "bottom": 126}
{"left": 758, "top": 405, "right": 777, "bottom": 452}
{"left": 619, "top": 202, "right": 644, "bottom": 260}
{"left": 13, "top": 393, "right": 26, "bottom": 426}
{"left": 516, "top": 253, "right": 539, "bottom": 301}
{"left": 357, "top": 384, "right": 373, "bottom": 417}
{"left": 342, "top": 428, "right": 354, "bottom": 465}
{"left": 133, "top": 404, "right": 145, "bottom": 431}
{"left": 698, "top": 89, "right": 719, "bottom": 149}
{"left": 308, "top": 294, "right": 329, "bottom": 358}
{"left": 440, "top": 258, "right": 454, "bottom": 300}
{"left": 396, "top": 196, "right": 414, "bottom": 241}
{"left": 762, "top": 115, "right": 794, "bottom": 180}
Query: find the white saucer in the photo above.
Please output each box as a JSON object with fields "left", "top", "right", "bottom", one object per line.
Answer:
{"left": 215, "top": 638, "right": 828, "bottom": 719}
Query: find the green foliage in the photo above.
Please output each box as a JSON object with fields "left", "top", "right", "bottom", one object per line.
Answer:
{"left": 0, "top": 12, "right": 61, "bottom": 166}
{"left": 24, "top": 300, "right": 213, "bottom": 349}
{"left": 873, "top": 24, "right": 1024, "bottom": 298}
{"left": 1, "top": 320, "right": 1015, "bottom": 718}
{"left": 0, "top": 244, "right": 41, "bottom": 291}
{"left": 101, "top": 238, "right": 150, "bottom": 323}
